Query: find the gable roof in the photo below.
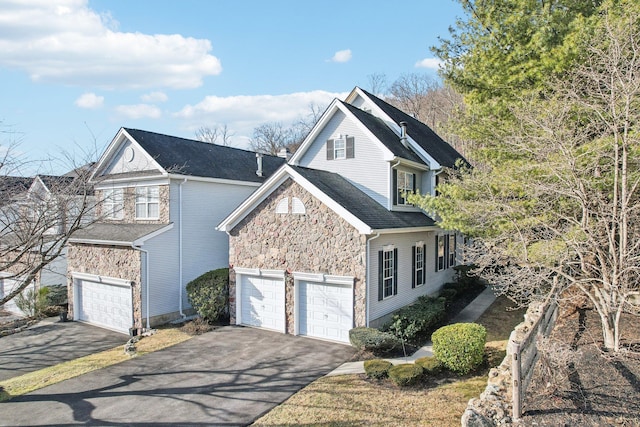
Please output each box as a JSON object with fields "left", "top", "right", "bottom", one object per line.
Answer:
{"left": 0, "top": 176, "right": 32, "bottom": 197}
{"left": 356, "top": 88, "right": 469, "bottom": 169}
{"left": 218, "top": 164, "right": 436, "bottom": 235}
{"left": 341, "top": 102, "right": 424, "bottom": 164}
{"left": 122, "top": 128, "right": 286, "bottom": 183}
{"left": 69, "top": 223, "right": 173, "bottom": 246}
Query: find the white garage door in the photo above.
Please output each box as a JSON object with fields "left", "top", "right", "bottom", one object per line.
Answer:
{"left": 0, "top": 277, "right": 34, "bottom": 316}
{"left": 75, "top": 278, "right": 132, "bottom": 334}
{"left": 298, "top": 281, "right": 353, "bottom": 343}
{"left": 240, "top": 275, "right": 285, "bottom": 332}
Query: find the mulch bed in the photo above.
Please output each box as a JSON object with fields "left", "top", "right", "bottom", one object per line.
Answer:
{"left": 521, "top": 306, "right": 640, "bottom": 426}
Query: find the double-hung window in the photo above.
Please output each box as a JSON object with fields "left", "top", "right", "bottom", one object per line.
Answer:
{"left": 435, "top": 234, "right": 457, "bottom": 271}
{"left": 448, "top": 234, "right": 456, "bottom": 268}
{"left": 326, "top": 136, "right": 355, "bottom": 160}
{"left": 412, "top": 242, "right": 426, "bottom": 287}
{"left": 103, "top": 188, "right": 124, "bottom": 220}
{"left": 333, "top": 138, "right": 346, "bottom": 159}
{"left": 436, "top": 235, "right": 446, "bottom": 271}
{"left": 378, "top": 246, "right": 398, "bottom": 300}
{"left": 393, "top": 170, "right": 416, "bottom": 206}
{"left": 135, "top": 186, "right": 159, "bottom": 219}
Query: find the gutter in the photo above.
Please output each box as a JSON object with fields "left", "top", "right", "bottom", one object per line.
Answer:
{"left": 365, "top": 233, "right": 381, "bottom": 327}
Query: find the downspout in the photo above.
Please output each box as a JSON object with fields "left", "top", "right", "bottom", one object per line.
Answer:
{"left": 178, "top": 178, "right": 188, "bottom": 318}
{"left": 131, "top": 244, "right": 150, "bottom": 330}
{"left": 365, "top": 232, "right": 381, "bottom": 327}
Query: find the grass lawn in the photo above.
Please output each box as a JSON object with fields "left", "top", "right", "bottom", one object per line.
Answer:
{"left": 0, "top": 326, "right": 193, "bottom": 402}
{"left": 252, "top": 295, "right": 525, "bottom": 427}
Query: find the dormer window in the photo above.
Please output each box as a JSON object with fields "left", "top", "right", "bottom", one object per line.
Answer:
{"left": 393, "top": 169, "right": 416, "bottom": 206}
{"left": 326, "top": 136, "right": 355, "bottom": 160}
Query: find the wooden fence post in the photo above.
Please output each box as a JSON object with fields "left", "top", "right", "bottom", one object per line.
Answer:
{"left": 510, "top": 339, "right": 522, "bottom": 420}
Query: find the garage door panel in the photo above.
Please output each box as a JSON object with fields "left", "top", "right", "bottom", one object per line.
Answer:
{"left": 240, "top": 275, "right": 285, "bottom": 333}
{"left": 299, "top": 281, "right": 353, "bottom": 343}
{"left": 75, "top": 279, "right": 132, "bottom": 334}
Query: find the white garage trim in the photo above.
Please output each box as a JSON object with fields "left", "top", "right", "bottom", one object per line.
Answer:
{"left": 235, "top": 268, "right": 285, "bottom": 332}
{"left": 293, "top": 273, "right": 354, "bottom": 343}
{"left": 71, "top": 272, "right": 132, "bottom": 288}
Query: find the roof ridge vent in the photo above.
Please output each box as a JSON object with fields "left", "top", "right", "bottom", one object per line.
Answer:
{"left": 399, "top": 121, "right": 409, "bottom": 148}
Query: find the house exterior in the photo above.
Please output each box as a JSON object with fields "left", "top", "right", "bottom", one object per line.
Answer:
{"left": 217, "top": 87, "right": 469, "bottom": 344}
{"left": 0, "top": 173, "right": 92, "bottom": 315}
{"left": 67, "top": 128, "right": 284, "bottom": 334}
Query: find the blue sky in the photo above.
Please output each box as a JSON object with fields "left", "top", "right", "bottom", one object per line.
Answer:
{"left": 1, "top": 0, "right": 465, "bottom": 174}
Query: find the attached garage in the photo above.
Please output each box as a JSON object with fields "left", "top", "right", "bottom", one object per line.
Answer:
{"left": 72, "top": 273, "right": 133, "bottom": 334}
{"left": 295, "top": 273, "right": 354, "bottom": 344}
{"left": 236, "top": 269, "right": 286, "bottom": 333}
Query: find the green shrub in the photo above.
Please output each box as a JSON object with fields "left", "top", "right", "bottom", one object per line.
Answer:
{"left": 439, "top": 288, "right": 458, "bottom": 303}
{"left": 364, "top": 359, "right": 393, "bottom": 379}
{"left": 415, "top": 356, "right": 443, "bottom": 374}
{"left": 349, "top": 327, "right": 400, "bottom": 353}
{"left": 15, "top": 287, "right": 49, "bottom": 318}
{"left": 186, "top": 268, "right": 229, "bottom": 321}
{"left": 432, "top": 323, "right": 487, "bottom": 375}
{"left": 452, "top": 264, "right": 484, "bottom": 292}
{"left": 388, "top": 363, "right": 424, "bottom": 386}
{"left": 43, "top": 284, "right": 68, "bottom": 306}
{"left": 384, "top": 296, "right": 446, "bottom": 343}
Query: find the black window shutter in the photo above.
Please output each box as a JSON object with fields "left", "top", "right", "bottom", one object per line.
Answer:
{"left": 411, "top": 246, "right": 416, "bottom": 288}
{"left": 422, "top": 244, "right": 427, "bottom": 284}
{"left": 326, "top": 139, "right": 334, "bottom": 160}
{"left": 393, "top": 248, "right": 398, "bottom": 295}
{"left": 445, "top": 234, "right": 450, "bottom": 269}
{"left": 392, "top": 169, "right": 398, "bottom": 205}
{"left": 378, "top": 250, "right": 384, "bottom": 301}
{"left": 412, "top": 173, "right": 416, "bottom": 192}
{"left": 346, "top": 136, "right": 355, "bottom": 158}
{"left": 435, "top": 235, "right": 439, "bottom": 272}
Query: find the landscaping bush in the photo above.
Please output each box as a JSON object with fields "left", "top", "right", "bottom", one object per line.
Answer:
{"left": 452, "top": 264, "right": 484, "bottom": 292}
{"left": 364, "top": 359, "right": 393, "bottom": 379}
{"left": 186, "top": 268, "right": 229, "bottom": 322}
{"left": 43, "top": 284, "right": 68, "bottom": 306}
{"left": 349, "top": 327, "right": 400, "bottom": 354}
{"left": 431, "top": 323, "right": 487, "bottom": 375}
{"left": 383, "top": 296, "right": 446, "bottom": 343}
{"left": 415, "top": 356, "right": 443, "bottom": 375}
{"left": 388, "top": 363, "right": 424, "bottom": 386}
{"left": 438, "top": 288, "right": 458, "bottom": 304}
{"left": 15, "top": 287, "right": 50, "bottom": 318}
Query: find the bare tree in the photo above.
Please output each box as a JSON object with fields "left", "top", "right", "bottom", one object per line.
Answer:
{"left": 0, "top": 144, "right": 99, "bottom": 307}
{"left": 194, "top": 124, "right": 234, "bottom": 146}
{"left": 367, "top": 73, "right": 388, "bottom": 96}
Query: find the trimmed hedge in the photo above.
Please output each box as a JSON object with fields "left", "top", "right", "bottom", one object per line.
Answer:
{"left": 349, "top": 327, "right": 400, "bottom": 354}
{"left": 415, "top": 356, "right": 443, "bottom": 375}
{"left": 383, "top": 296, "right": 446, "bottom": 343}
{"left": 364, "top": 359, "right": 393, "bottom": 379}
{"left": 186, "top": 268, "right": 229, "bottom": 321}
{"left": 432, "top": 323, "right": 487, "bottom": 375}
{"left": 388, "top": 363, "right": 424, "bottom": 386}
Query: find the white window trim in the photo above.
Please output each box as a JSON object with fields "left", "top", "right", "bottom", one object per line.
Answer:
{"left": 436, "top": 234, "right": 446, "bottom": 272}
{"left": 135, "top": 186, "right": 160, "bottom": 220}
{"left": 382, "top": 248, "right": 395, "bottom": 299}
{"left": 103, "top": 188, "right": 124, "bottom": 220}
{"left": 396, "top": 170, "right": 415, "bottom": 206}
{"left": 334, "top": 137, "right": 346, "bottom": 160}
{"left": 414, "top": 242, "right": 425, "bottom": 287}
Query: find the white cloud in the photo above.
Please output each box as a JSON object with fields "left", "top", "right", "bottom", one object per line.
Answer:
{"left": 175, "top": 90, "right": 347, "bottom": 148}
{"left": 75, "top": 92, "right": 104, "bottom": 109}
{"left": 141, "top": 91, "right": 168, "bottom": 103}
{"left": 115, "top": 104, "right": 162, "bottom": 119}
{"left": 0, "top": 0, "right": 221, "bottom": 89}
{"left": 415, "top": 58, "right": 443, "bottom": 70}
{"left": 330, "top": 49, "right": 352, "bottom": 63}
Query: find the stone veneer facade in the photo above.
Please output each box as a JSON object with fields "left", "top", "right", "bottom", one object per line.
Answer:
{"left": 67, "top": 243, "right": 143, "bottom": 330}
{"left": 228, "top": 179, "right": 368, "bottom": 334}
{"left": 95, "top": 184, "right": 170, "bottom": 224}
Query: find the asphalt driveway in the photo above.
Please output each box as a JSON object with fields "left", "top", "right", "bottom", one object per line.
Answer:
{"left": 0, "top": 326, "right": 355, "bottom": 426}
{"left": 0, "top": 318, "right": 127, "bottom": 381}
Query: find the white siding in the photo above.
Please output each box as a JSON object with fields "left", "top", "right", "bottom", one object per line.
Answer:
{"left": 367, "top": 231, "right": 456, "bottom": 323}
{"left": 101, "top": 138, "right": 159, "bottom": 175}
{"left": 143, "top": 178, "right": 258, "bottom": 317}
{"left": 297, "top": 110, "right": 390, "bottom": 207}
{"left": 40, "top": 247, "right": 67, "bottom": 287}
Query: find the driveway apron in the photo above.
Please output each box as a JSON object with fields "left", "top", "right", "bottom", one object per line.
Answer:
{"left": 0, "top": 326, "right": 355, "bottom": 426}
{"left": 0, "top": 319, "right": 127, "bottom": 381}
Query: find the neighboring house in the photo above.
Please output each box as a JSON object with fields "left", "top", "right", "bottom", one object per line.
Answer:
{"left": 217, "top": 87, "right": 469, "bottom": 344}
{"left": 0, "top": 173, "right": 92, "bottom": 315}
{"left": 67, "top": 128, "right": 284, "bottom": 334}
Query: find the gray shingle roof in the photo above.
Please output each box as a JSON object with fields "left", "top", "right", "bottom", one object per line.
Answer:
{"left": 357, "top": 88, "right": 470, "bottom": 168}
{"left": 291, "top": 166, "right": 435, "bottom": 230}
{"left": 0, "top": 176, "right": 32, "bottom": 199}
{"left": 70, "top": 223, "right": 170, "bottom": 244}
{"left": 341, "top": 102, "right": 425, "bottom": 164}
{"left": 124, "top": 128, "right": 286, "bottom": 182}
